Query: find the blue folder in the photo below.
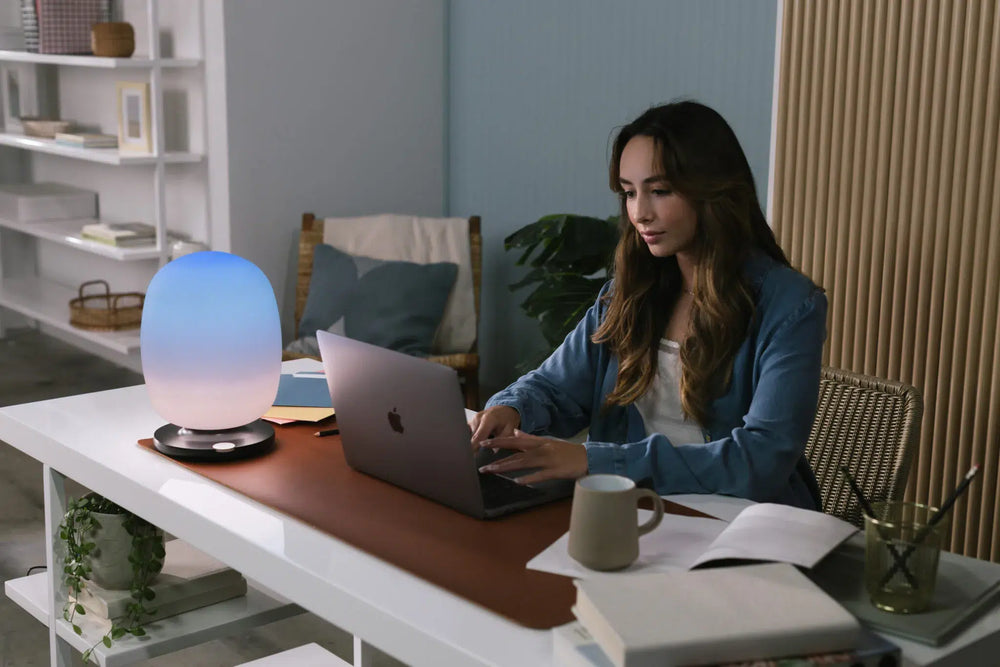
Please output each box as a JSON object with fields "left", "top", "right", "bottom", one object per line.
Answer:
{"left": 273, "top": 374, "right": 332, "bottom": 408}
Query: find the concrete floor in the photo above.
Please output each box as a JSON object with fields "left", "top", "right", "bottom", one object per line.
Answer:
{"left": 0, "top": 328, "right": 405, "bottom": 667}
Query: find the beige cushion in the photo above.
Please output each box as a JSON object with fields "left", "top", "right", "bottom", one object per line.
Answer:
{"left": 322, "top": 214, "right": 475, "bottom": 355}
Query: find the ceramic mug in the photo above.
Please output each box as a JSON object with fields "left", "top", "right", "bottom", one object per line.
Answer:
{"left": 567, "top": 474, "right": 664, "bottom": 571}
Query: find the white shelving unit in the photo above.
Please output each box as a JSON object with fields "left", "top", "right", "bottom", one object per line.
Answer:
{"left": 0, "top": 0, "right": 205, "bottom": 366}
{"left": 5, "top": 572, "right": 304, "bottom": 667}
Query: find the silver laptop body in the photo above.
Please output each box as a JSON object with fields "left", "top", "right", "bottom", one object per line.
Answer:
{"left": 316, "top": 330, "right": 572, "bottom": 519}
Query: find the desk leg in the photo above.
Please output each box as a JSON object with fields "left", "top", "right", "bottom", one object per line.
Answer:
{"left": 352, "top": 636, "right": 375, "bottom": 667}
{"left": 43, "top": 465, "right": 74, "bottom": 667}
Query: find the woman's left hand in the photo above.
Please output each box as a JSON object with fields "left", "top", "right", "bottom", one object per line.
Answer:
{"left": 477, "top": 430, "right": 588, "bottom": 485}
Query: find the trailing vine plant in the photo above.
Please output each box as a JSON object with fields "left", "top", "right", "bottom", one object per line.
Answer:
{"left": 59, "top": 493, "right": 165, "bottom": 662}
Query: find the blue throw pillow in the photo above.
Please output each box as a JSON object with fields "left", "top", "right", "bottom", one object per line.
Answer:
{"left": 297, "top": 243, "right": 458, "bottom": 356}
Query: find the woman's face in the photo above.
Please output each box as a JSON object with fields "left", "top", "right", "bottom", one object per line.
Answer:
{"left": 618, "top": 135, "right": 698, "bottom": 259}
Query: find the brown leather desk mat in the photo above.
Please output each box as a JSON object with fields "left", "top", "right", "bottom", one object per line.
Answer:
{"left": 139, "top": 423, "right": 710, "bottom": 629}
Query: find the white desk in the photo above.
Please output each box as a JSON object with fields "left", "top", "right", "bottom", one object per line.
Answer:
{"left": 2, "top": 358, "right": 1000, "bottom": 667}
{"left": 0, "top": 359, "right": 554, "bottom": 666}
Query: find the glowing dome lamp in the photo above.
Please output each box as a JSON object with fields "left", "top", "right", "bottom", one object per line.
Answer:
{"left": 141, "top": 251, "right": 282, "bottom": 460}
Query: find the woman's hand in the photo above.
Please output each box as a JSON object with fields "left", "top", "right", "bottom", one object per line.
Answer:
{"left": 469, "top": 405, "right": 521, "bottom": 446}
{"left": 477, "top": 430, "right": 588, "bottom": 485}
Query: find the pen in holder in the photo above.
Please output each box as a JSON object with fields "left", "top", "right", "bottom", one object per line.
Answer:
{"left": 860, "top": 464, "right": 978, "bottom": 614}
{"left": 839, "top": 466, "right": 917, "bottom": 589}
{"left": 877, "top": 464, "right": 979, "bottom": 587}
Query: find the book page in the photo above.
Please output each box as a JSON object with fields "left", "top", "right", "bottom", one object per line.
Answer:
{"left": 691, "top": 503, "right": 857, "bottom": 569}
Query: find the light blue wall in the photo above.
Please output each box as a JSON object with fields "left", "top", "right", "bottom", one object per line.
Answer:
{"left": 448, "top": 0, "right": 779, "bottom": 396}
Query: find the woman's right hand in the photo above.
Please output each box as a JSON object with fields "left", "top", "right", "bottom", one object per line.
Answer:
{"left": 469, "top": 405, "right": 520, "bottom": 447}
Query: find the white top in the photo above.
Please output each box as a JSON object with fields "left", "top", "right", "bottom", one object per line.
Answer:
{"left": 634, "top": 338, "right": 706, "bottom": 445}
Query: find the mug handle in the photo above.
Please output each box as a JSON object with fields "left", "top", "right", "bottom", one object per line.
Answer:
{"left": 634, "top": 488, "right": 664, "bottom": 536}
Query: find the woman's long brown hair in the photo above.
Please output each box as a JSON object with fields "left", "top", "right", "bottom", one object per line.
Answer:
{"left": 593, "top": 101, "right": 789, "bottom": 425}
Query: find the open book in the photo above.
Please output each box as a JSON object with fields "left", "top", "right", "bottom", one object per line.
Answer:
{"left": 528, "top": 502, "right": 858, "bottom": 578}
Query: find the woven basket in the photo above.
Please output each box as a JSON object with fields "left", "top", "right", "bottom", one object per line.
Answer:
{"left": 69, "top": 280, "right": 144, "bottom": 331}
{"left": 91, "top": 22, "right": 134, "bottom": 57}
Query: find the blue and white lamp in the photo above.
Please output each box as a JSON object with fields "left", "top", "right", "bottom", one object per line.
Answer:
{"left": 141, "top": 251, "right": 282, "bottom": 459}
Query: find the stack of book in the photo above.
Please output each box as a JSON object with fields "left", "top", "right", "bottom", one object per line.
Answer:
{"left": 73, "top": 539, "right": 247, "bottom": 625}
{"left": 553, "top": 618, "right": 901, "bottom": 667}
{"left": 80, "top": 222, "right": 156, "bottom": 247}
{"left": 55, "top": 132, "right": 119, "bottom": 149}
{"left": 567, "top": 563, "right": 890, "bottom": 667}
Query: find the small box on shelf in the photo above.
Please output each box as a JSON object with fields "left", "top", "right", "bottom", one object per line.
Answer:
{"left": 0, "top": 182, "right": 97, "bottom": 221}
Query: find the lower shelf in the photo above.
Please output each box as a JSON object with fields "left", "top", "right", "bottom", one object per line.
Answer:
{"left": 0, "top": 277, "right": 141, "bottom": 354}
{"left": 4, "top": 573, "right": 305, "bottom": 667}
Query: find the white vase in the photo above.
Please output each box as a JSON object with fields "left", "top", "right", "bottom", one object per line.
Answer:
{"left": 87, "top": 511, "right": 163, "bottom": 590}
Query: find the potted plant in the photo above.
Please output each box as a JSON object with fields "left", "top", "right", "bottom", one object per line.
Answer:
{"left": 59, "top": 493, "right": 165, "bottom": 661}
{"left": 505, "top": 213, "right": 619, "bottom": 371}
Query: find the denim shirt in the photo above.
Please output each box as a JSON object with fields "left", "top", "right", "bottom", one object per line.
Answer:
{"left": 487, "top": 253, "right": 826, "bottom": 509}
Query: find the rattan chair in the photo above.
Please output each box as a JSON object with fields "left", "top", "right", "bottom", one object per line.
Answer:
{"left": 804, "top": 366, "right": 922, "bottom": 527}
{"left": 292, "top": 212, "right": 482, "bottom": 410}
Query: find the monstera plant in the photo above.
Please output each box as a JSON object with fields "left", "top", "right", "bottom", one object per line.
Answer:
{"left": 505, "top": 213, "right": 619, "bottom": 371}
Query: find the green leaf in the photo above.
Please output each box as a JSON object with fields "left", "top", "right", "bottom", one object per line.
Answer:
{"left": 131, "top": 627, "right": 146, "bottom": 637}
{"left": 504, "top": 213, "right": 617, "bottom": 362}
{"left": 103, "top": 635, "right": 112, "bottom": 648}
{"left": 75, "top": 603, "right": 86, "bottom": 615}
{"left": 111, "top": 627, "right": 128, "bottom": 639}
{"left": 73, "top": 624, "right": 82, "bottom": 635}
{"left": 143, "top": 588, "right": 155, "bottom": 600}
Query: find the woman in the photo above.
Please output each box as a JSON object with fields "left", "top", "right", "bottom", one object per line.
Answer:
{"left": 470, "top": 101, "right": 826, "bottom": 509}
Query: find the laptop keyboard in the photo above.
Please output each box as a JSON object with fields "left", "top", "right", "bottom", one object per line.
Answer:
{"left": 479, "top": 472, "right": 546, "bottom": 508}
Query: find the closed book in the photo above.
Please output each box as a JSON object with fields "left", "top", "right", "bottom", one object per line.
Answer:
{"left": 572, "top": 563, "right": 862, "bottom": 667}
{"left": 74, "top": 539, "right": 247, "bottom": 622}
{"left": 80, "top": 231, "right": 156, "bottom": 248}
{"left": 80, "top": 221, "right": 156, "bottom": 241}
{"left": 808, "top": 540, "right": 1000, "bottom": 646}
{"left": 553, "top": 622, "right": 899, "bottom": 667}
{"left": 55, "top": 132, "right": 118, "bottom": 148}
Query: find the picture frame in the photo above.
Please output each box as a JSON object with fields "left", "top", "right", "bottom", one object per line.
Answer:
{"left": 1, "top": 64, "right": 38, "bottom": 133}
{"left": 116, "top": 81, "right": 152, "bottom": 153}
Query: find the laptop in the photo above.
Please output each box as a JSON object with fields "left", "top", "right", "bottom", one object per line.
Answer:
{"left": 316, "top": 330, "right": 573, "bottom": 518}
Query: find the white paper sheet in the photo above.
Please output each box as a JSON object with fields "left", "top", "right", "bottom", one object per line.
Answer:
{"left": 527, "top": 501, "right": 858, "bottom": 580}
{"left": 527, "top": 511, "right": 729, "bottom": 579}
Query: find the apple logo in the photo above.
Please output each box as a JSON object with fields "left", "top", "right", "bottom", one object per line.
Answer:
{"left": 387, "top": 407, "right": 404, "bottom": 434}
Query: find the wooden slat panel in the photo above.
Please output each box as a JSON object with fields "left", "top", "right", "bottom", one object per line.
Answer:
{"left": 773, "top": 0, "right": 1000, "bottom": 559}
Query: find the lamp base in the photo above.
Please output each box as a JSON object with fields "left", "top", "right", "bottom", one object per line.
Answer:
{"left": 153, "top": 420, "right": 275, "bottom": 461}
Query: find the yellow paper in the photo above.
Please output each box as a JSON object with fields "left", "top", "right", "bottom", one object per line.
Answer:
{"left": 262, "top": 406, "right": 335, "bottom": 422}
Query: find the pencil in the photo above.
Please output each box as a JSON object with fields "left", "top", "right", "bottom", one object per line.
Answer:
{"left": 314, "top": 428, "right": 339, "bottom": 437}
{"left": 879, "top": 463, "right": 980, "bottom": 586}
{"left": 839, "top": 466, "right": 877, "bottom": 518}
{"left": 840, "top": 466, "right": 917, "bottom": 588}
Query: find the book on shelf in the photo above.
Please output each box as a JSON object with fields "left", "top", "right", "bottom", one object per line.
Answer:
{"left": 553, "top": 621, "right": 900, "bottom": 667}
{"left": 54, "top": 132, "right": 119, "bottom": 148}
{"left": 73, "top": 539, "right": 247, "bottom": 623}
{"left": 79, "top": 221, "right": 157, "bottom": 247}
{"left": 572, "top": 562, "right": 862, "bottom": 667}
